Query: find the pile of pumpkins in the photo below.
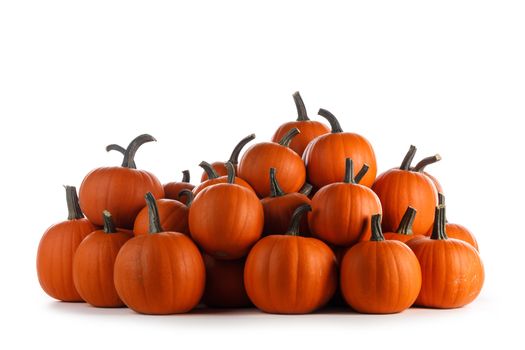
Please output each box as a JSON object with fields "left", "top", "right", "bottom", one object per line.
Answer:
{"left": 36, "top": 92, "right": 484, "bottom": 315}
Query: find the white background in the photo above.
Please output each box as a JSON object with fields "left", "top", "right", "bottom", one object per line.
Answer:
{"left": 1, "top": 1, "right": 524, "bottom": 349}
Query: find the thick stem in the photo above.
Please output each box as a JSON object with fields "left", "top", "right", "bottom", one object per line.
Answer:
{"left": 199, "top": 161, "right": 219, "bottom": 180}
{"left": 343, "top": 158, "right": 355, "bottom": 184}
{"left": 437, "top": 193, "right": 448, "bottom": 223}
{"left": 286, "top": 204, "right": 312, "bottom": 236}
{"left": 178, "top": 189, "right": 194, "bottom": 207}
{"left": 102, "top": 210, "right": 117, "bottom": 233}
{"left": 318, "top": 108, "right": 343, "bottom": 133}
{"left": 106, "top": 144, "right": 136, "bottom": 168}
{"left": 121, "top": 134, "right": 156, "bottom": 168}
{"left": 269, "top": 168, "right": 285, "bottom": 197}
{"left": 228, "top": 134, "right": 256, "bottom": 165}
{"left": 278, "top": 128, "right": 300, "bottom": 147}
{"left": 64, "top": 185, "right": 84, "bottom": 220}
{"left": 430, "top": 206, "right": 448, "bottom": 240}
{"left": 396, "top": 207, "right": 416, "bottom": 235}
{"left": 145, "top": 192, "right": 163, "bottom": 234}
{"left": 413, "top": 154, "right": 442, "bottom": 172}
{"left": 225, "top": 162, "right": 236, "bottom": 184}
{"left": 293, "top": 91, "right": 309, "bottom": 121}
{"left": 299, "top": 182, "right": 313, "bottom": 196}
{"left": 400, "top": 145, "right": 417, "bottom": 170}
{"left": 370, "top": 214, "right": 385, "bottom": 241}
{"left": 354, "top": 164, "right": 369, "bottom": 184}
{"left": 181, "top": 170, "right": 190, "bottom": 183}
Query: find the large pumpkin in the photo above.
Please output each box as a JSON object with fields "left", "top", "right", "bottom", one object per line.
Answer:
{"left": 271, "top": 91, "right": 330, "bottom": 156}
{"left": 383, "top": 206, "right": 424, "bottom": 243}
{"left": 302, "top": 108, "right": 377, "bottom": 188}
{"left": 244, "top": 204, "right": 337, "bottom": 314}
{"left": 193, "top": 161, "right": 253, "bottom": 195}
{"left": 79, "top": 134, "right": 164, "bottom": 229}
{"left": 164, "top": 170, "right": 195, "bottom": 203}
{"left": 37, "top": 186, "right": 96, "bottom": 301}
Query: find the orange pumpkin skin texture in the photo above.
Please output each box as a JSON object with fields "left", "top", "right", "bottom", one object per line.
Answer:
{"left": 383, "top": 206, "right": 424, "bottom": 243}
{"left": 164, "top": 170, "right": 195, "bottom": 202}
{"left": 79, "top": 134, "right": 164, "bottom": 229}
{"left": 407, "top": 206, "right": 484, "bottom": 309}
{"left": 302, "top": 109, "right": 377, "bottom": 189}
{"left": 446, "top": 223, "right": 479, "bottom": 251}
{"left": 73, "top": 211, "right": 132, "bottom": 307}
{"left": 340, "top": 214, "right": 422, "bottom": 314}
{"left": 194, "top": 161, "right": 254, "bottom": 195}
{"left": 37, "top": 186, "right": 96, "bottom": 302}
{"left": 202, "top": 254, "right": 252, "bottom": 308}
{"left": 271, "top": 92, "right": 330, "bottom": 156}
{"left": 244, "top": 205, "right": 337, "bottom": 314}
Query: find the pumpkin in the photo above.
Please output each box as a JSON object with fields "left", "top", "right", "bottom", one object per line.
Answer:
{"left": 340, "top": 214, "right": 422, "bottom": 314}
{"left": 238, "top": 128, "right": 306, "bottom": 197}
{"left": 371, "top": 145, "right": 438, "bottom": 235}
{"left": 72, "top": 211, "right": 132, "bottom": 307}
{"left": 200, "top": 133, "right": 256, "bottom": 181}
{"left": 164, "top": 170, "right": 195, "bottom": 202}
{"left": 244, "top": 204, "right": 337, "bottom": 314}
{"left": 189, "top": 163, "right": 263, "bottom": 260}
{"left": 260, "top": 167, "right": 311, "bottom": 236}
{"left": 413, "top": 154, "right": 443, "bottom": 193}
{"left": 271, "top": 91, "right": 330, "bottom": 156}
{"left": 309, "top": 158, "right": 382, "bottom": 246}
{"left": 114, "top": 192, "right": 205, "bottom": 314}
{"left": 202, "top": 254, "right": 252, "bottom": 308}
{"left": 79, "top": 134, "right": 164, "bottom": 229}
{"left": 133, "top": 189, "right": 193, "bottom": 236}
{"left": 302, "top": 108, "right": 377, "bottom": 189}
{"left": 193, "top": 161, "right": 253, "bottom": 195}
{"left": 407, "top": 206, "right": 484, "bottom": 308}
{"left": 383, "top": 206, "right": 424, "bottom": 243}
{"left": 37, "top": 186, "right": 96, "bottom": 301}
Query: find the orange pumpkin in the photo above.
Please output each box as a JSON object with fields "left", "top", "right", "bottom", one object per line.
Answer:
{"left": 238, "top": 128, "right": 306, "bottom": 198}
{"left": 309, "top": 158, "right": 382, "bottom": 246}
{"left": 189, "top": 163, "right": 263, "bottom": 260}
{"left": 407, "top": 206, "right": 484, "bottom": 308}
{"left": 413, "top": 155, "right": 443, "bottom": 193}
{"left": 340, "top": 214, "right": 422, "bottom": 314}
{"left": 271, "top": 91, "right": 330, "bottom": 156}
{"left": 79, "top": 134, "right": 164, "bottom": 229}
{"left": 302, "top": 108, "right": 377, "bottom": 189}
{"left": 37, "top": 186, "right": 96, "bottom": 301}
{"left": 114, "top": 192, "right": 205, "bottom": 314}
{"left": 371, "top": 145, "right": 438, "bottom": 235}
{"left": 164, "top": 170, "right": 195, "bottom": 202}
{"left": 73, "top": 211, "right": 132, "bottom": 307}
{"left": 193, "top": 161, "right": 253, "bottom": 195}
{"left": 383, "top": 206, "right": 424, "bottom": 243}
{"left": 244, "top": 204, "right": 337, "bottom": 314}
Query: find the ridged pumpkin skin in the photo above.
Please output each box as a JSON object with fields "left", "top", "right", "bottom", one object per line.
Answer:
{"left": 133, "top": 198, "right": 189, "bottom": 236}
{"left": 383, "top": 232, "right": 424, "bottom": 243}
{"left": 272, "top": 121, "right": 329, "bottom": 157}
{"left": 261, "top": 194, "right": 311, "bottom": 236}
{"left": 446, "top": 223, "right": 479, "bottom": 251}
{"left": 423, "top": 172, "right": 443, "bottom": 193}
{"left": 193, "top": 175, "right": 253, "bottom": 196}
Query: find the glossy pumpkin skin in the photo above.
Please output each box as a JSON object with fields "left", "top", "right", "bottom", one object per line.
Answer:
{"left": 272, "top": 121, "right": 329, "bottom": 157}
{"left": 164, "top": 171, "right": 194, "bottom": 202}
{"left": 133, "top": 198, "right": 189, "bottom": 236}
{"left": 445, "top": 223, "right": 479, "bottom": 251}
{"left": 193, "top": 174, "right": 253, "bottom": 196}
{"left": 261, "top": 194, "right": 311, "bottom": 236}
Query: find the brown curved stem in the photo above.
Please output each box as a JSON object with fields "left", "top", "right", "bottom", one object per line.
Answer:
{"left": 178, "top": 189, "right": 194, "bottom": 207}
{"left": 64, "top": 185, "right": 83, "bottom": 220}
{"left": 299, "top": 182, "right": 313, "bottom": 196}
{"left": 413, "top": 154, "right": 442, "bottom": 172}
{"left": 286, "top": 204, "right": 312, "bottom": 236}
{"left": 400, "top": 145, "right": 417, "bottom": 170}
{"left": 396, "top": 207, "right": 416, "bottom": 235}
{"left": 431, "top": 206, "right": 448, "bottom": 240}
{"left": 106, "top": 144, "right": 136, "bottom": 168}
{"left": 370, "top": 214, "right": 385, "bottom": 241}
{"left": 269, "top": 168, "right": 285, "bottom": 197}
{"left": 181, "top": 170, "right": 190, "bottom": 183}
{"left": 102, "top": 210, "right": 117, "bottom": 233}
{"left": 228, "top": 134, "right": 256, "bottom": 165}
{"left": 318, "top": 108, "right": 343, "bottom": 133}
{"left": 225, "top": 162, "right": 235, "bottom": 184}
{"left": 278, "top": 128, "right": 300, "bottom": 147}
{"left": 343, "top": 158, "right": 355, "bottom": 184}
{"left": 354, "top": 164, "right": 369, "bottom": 184}
{"left": 122, "top": 134, "right": 156, "bottom": 168}
{"left": 145, "top": 192, "right": 163, "bottom": 234}
{"left": 199, "top": 161, "right": 219, "bottom": 180}
{"left": 293, "top": 91, "right": 309, "bottom": 121}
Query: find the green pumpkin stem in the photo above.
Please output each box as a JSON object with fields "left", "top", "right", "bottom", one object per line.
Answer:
{"left": 400, "top": 145, "right": 417, "bottom": 170}
{"left": 228, "top": 134, "right": 256, "bottom": 165}
{"left": 199, "top": 161, "right": 219, "bottom": 180}
{"left": 269, "top": 168, "right": 285, "bottom": 197}
{"left": 64, "top": 185, "right": 84, "bottom": 220}
{"left": 102, "top": 210, "right": 117, "bottom": 233}
{"left": 396, "top": 207, "right": 416, "bottom": 235}
{"left": 413, "top": 154, "right": 442, "bottom": 172}
{"left": 178, "top": 189, "right": 194, "bottom": 207}
{"left": 354, "top": 164, "right": 370, "bottom": 184}
{"left": 145, "top": 192, "right": 163, "bottom": 234}
{"left": 370, "top": 214, "right": 385, "bottom": 241}
{"left": 430, "top": 206, "right": 448, "bottom": 240}
{"left": 278, "top": 128, "right": 301, "bottom": 147}
{"left": 225, "top": 162, "right": 236, "bottom": 184}
{"left": 343, "top": 158, "right": 355, "bottom": 184}
{"left": 299, "top": 182, "right": 313, "bottom": 196}
{"left": 318, "top": 108, "right": 343, "bottom": 133}
{"left": 293, "top": 91, "right": 309, "bottom": 121}
{"left": 286, "top": 204, "right": 312, "bottom": 236}
{"left": 181, "top": 170, "right": 190, "bottom": 183}
{"left": 106, "top": 144, "right": 136, "bottom": 169}
{"left": 121, "top": 134, "right": 156, "bottom": 168}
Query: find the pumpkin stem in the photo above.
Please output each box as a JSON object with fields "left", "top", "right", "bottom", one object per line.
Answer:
{"left": 396, "top": 207, "right": 416, "bottom": 235}
{"left": 64, "top": 185, "right": 84, "bottom": 220}
{"left": 178, "top": 189, "right": 194, "bottom": 207}
{"left": 299, "top": 182, "right": 313, "bottom": 196}
{"left": 121, "top": 134, "right": 156, "bottom": 168}
{"left": 370, "top": 214, "right": 385, "bottom": 241}
{"left": 269, "top": 168, "right": 285, "bottom": 197}
{"left": 199, "top": 161, "right": 219, "bottom": 180}
{"left": 145, "top": 192, "right": 163, "bottom": 234}
{"left": 106, "top": 144, "right": 137, "bottom": 169}
{"left": 286, "top": 204, "right": 312, "bottom": 236}
{"left": 293, "top": 91, "right": 309, "bottom": 121}
{"left": 181, "top": 170, "right": 190, "bottom": 183}
{"left": 318, "top": 108, "right": 343, "bottom": 133}
{"left": 228, "top": 133, "right": 256, "bottom": 165}
{"left": 413, "top": 154, "right": 442, "bottom": 172}
{"left": 430, "top": 205, "right": 448, "bottom": 240}
{"left": 102, "top": 210, "right": 117, "bottom": 233}
{"left": 400, "top": 145, "right": 417, "bottom": 170}
{"left": 343, "top": 158, "right": 356, "bottom": 184}
{"left": 225, "top": 162, "right": 236, "bottom": 184}
{"left": 354, "top": 164, "right": 369, "bottom": 184}
{"left": 437, "top": 193, "right": 449, "bottom": 223}
{"left": 278, "top": 127, "right": 301, "bottom": 147}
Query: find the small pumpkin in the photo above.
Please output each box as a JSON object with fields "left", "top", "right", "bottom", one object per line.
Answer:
{"left": 200, "top": 133, "right": 256, "bottom": 181}
{"left": 189, "top": 163, "right": 263, "bottom": 260}
{"left": 244, "top": 204, "right": 337, "bottom": 314}
{"left": 37, "top": 186, "right": 96, "bottom": 301}
{"left": 73, "top": 211, "right": 132, "bottom": 307}
{"left": 164, "top": 170, "right": 195, "bottom": 202}
{"left": 133, "top": 189, "right": 193, "bottom": 236}
{"left": 309, "top": 158, "right": 382, "bottom": 246}
{"left": 383, "top": 206, "right": 424, "bottom": 243}
{"left": 413, "top": 154, "right": 443, "bottom": 193}
{"left": 260, "top": 167, "right": 311, "bottom": 236}
{"left": 407, "top": 206, "right": 484, "bottom": 308}
{"left": 79, "top": 134, "right": 164, "bottom": 229}
{"left": 271, "top": 91, "right": 330, "bottom": 156}
{"left": 302, "top": 108, "right": 377, "bottom": 188}
{"left": 238, "top": 128, "right": 306, "bottom": 198}
{"left": 193, "top": 161, "right": 253, "bottom": 195}
{"left": 114, "top": 192, "right": 205, "bottom": 314}
{"left": 340, "top": 214, "right": 422, "bottom": 314}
